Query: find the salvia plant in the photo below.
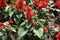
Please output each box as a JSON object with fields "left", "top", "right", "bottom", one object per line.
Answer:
{"left": 0, "top": 0, "right": 60, "bottom": 40}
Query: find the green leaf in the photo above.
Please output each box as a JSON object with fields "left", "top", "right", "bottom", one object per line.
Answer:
{"left": 50, "top": 13, "right": 55, "bottom": 17}
{"left": 11, "top": 27, "right": 16, "bottom": 32}
{"left": 39, "top": 19, "right": 46, "bottom": 22}
{"left": 33, "top": 28, "right": 43, "bottom": 39}
{"left": 12, "top": 25, "right": 19, "bottom": 30}
{"left": 5, "top": 6, "right": 14, "bottom": 18}
{"left": 0, "top": 32, "right": 3, "bottom": 36}
{"left": 20, "top": 22, "right": 26, "bottom": 27}
{"left": 1, "top": 35, "right": 7, "bottom": 40}
{"left": 14, "top": 18, "right": 20, "bottom": 25}
{"left": 39, "top": 19, "right": 46, "bottom": 27}
{"left": 18, "top": 27, "right": 27, "bottom": 39}
{"left": 9, "top": 11, "right": 14, "bottom": 18}
{"left": 45, "top": 13, "right": 50, "bottom": 16}
{"left": 54, "top": 28, "right": 59, "bottom": 32}
{"left": 11, "top": 0, "right": 15, "bottom": 4}
{"left": 14, "top": 14, "right": 22, "bottom": 25}
{"left": 26, "top": 23, "right": 31, "bottom": 28}
{"left": 5, "top": 6, "right": 10, "bottom": 12}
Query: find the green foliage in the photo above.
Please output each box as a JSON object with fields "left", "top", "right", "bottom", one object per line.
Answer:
{"left": 33, "top": 28, "right": 43, "bottom": 39}
{"left": 0, "top": 0, "right": 60, "bottom": 40}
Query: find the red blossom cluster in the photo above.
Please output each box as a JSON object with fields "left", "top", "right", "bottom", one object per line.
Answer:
{"left": 0, "top": 0, "right": 6, "bottom": 8}
{"left": 26, "top": 5, "right": 34, "bottom": 20}
{"left": 0, "top": 19, "right": 13, "bottom": 28}
{"left": 55, "top": 0, "right": 60, "bottom": 8}
{"left": 15, "top": 0, "right": 25, "bottom": 13}
{"left": 8, "top": 19, "right": 14, "bottom": 24}
{"left": 34, "top": 0, "right": 49, "bottom": 10}
{"left": 56, "top": 32, "right": 60, "bottom": 40}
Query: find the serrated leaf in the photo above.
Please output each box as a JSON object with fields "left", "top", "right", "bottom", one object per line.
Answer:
{"left": 33, "top": 28, "right": 43, "bottom": 39}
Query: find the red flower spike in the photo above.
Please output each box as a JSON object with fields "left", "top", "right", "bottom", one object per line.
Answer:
{"left": 26, "top": 11, "right": 34, "bottom": 17}
{"left": 8, "top": 19, "right": 14, "bottom": 24}
{"left": 26, "top": 5, "right": 34, "bottom": 20}
{"left": 15, "top": 0, "right": 25, "bottom": 13}
{"left": 27, "top": 17, "right": 32, "bottom": 20}
{"left": 18, "top": 8, "right": 21, "bottom": 13}
{"left": 25, "top": 5, "right": 32, "bottom": 11}
{"left": 36, "top": 1, "right": 44, "bottom": 10}
{"left": 34, "top": 0, "right": 40, "bottom": 5}
{"left": 34, "top": 0, "right": 49, "bottom": 10}
{"left": 46, "top": 6, "right": 51, "bottom": 10}
{"left": 55, "top": 1, "right": 60, "bottom": 8}
{"left": 0, "top": 0, "right": 6, "bottom": 8}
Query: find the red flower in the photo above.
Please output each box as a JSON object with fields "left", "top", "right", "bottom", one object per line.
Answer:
{"left": 0, "top": 22, "right": 3, "bottom": 26}
{"left": 0, "top": 0, "right": 6, "bottom": 8}
{"left": 27, "top": 17, "right": 32, "bottom": 20}
{"left": 25, "top": 5, "right": 32, "bottom": 11}
{"left": 43, "top": 27, "right": 48, "bottom": 32}
{"left": 26, "top": 11, "right": 34, "bottom": 17}
{"left": 56, "top": 32, "right": 60, "bottom": 40}
{"left": 36, "top": 22, "right": 40, "bottom": 25}
{"left": 31, "top": 21, "right": 35, "bottom": 25}
{"left": 8, "top": 30, "right": 12, "bottom": 33}
{"left": 34, "top": 0, "right": 49, "bottom": 10}
{"left": 0, "top": 22, "right": 4, "bottom": 28}
{"left": 46, "top": 6, "right": 51, "bottom": 10}
{"left": 0, "top": 25, "right": 4, "bottom": 28}
{"left": 26, "top": 5, "right": 34, "bottom": 20}
{"left": 10, "top": 4, "right": 14, "bottom": 7}
{"left": 5, "top": 25, "right": 10, "bottom": 28}
{"left": 34, "top": 0, "right": 49, "bottom": 5}
{"left": 57, "top": 25, "right": 60, "bottom": 30}
{"left": 34, "top": 0, "right": 40, "bottom": 5}
{"left": 8, "top": 19, "right": 14, "bottom": 24}
{"left": 15, "top": 0, "right": 25, "bottom": 12}
{"left": 55, "top": 0, "right": 60, "bottom": 8}
{"left": 36, "top": 1, "right": 44, "bottom": 10}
